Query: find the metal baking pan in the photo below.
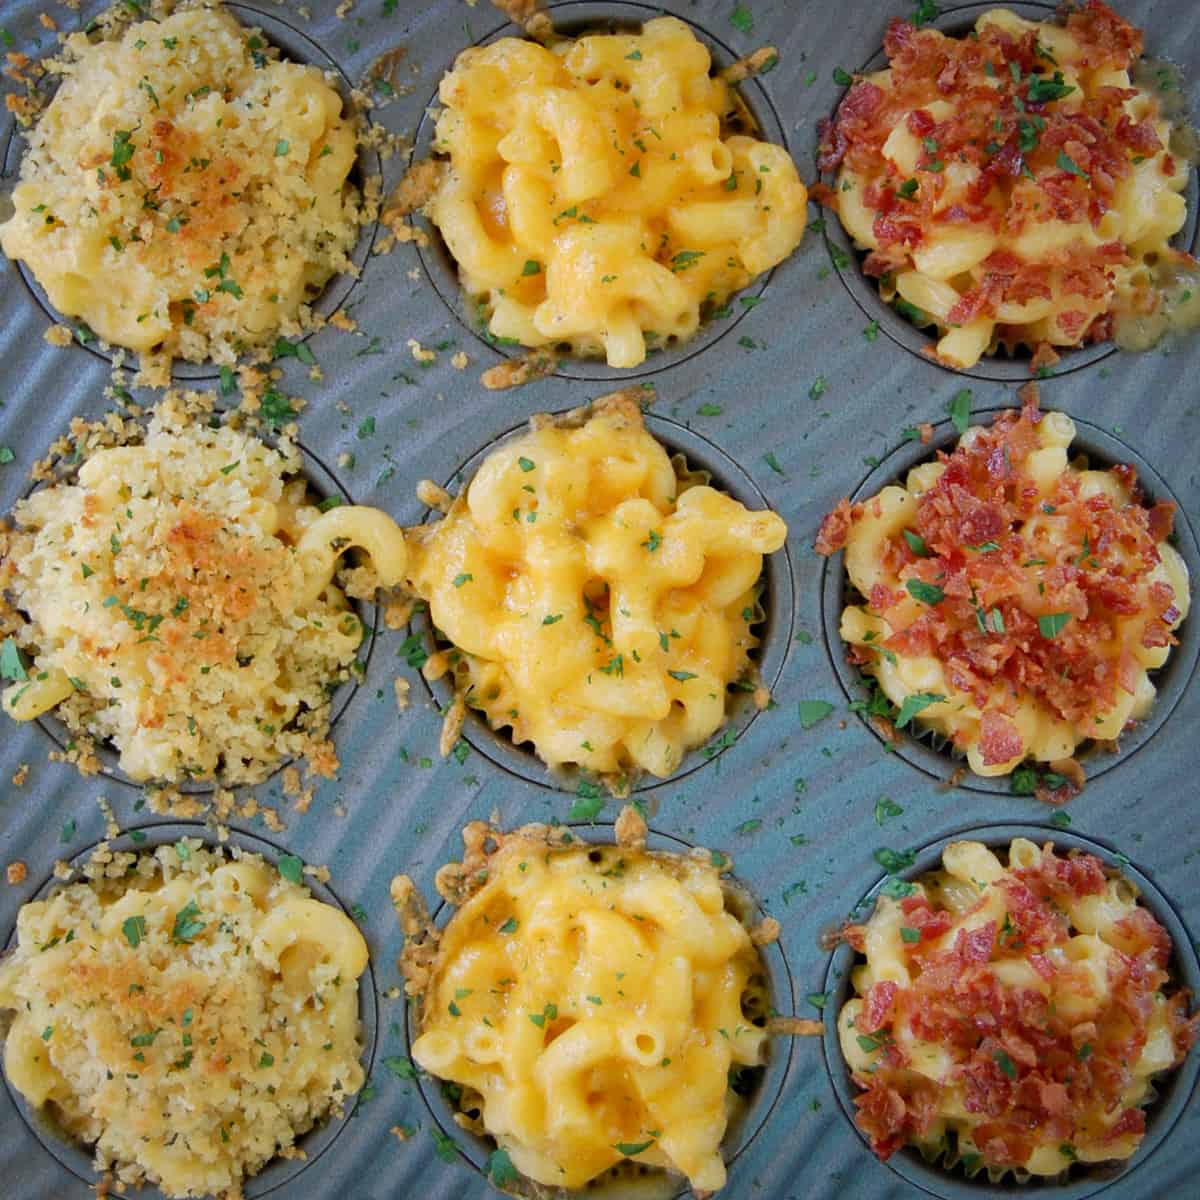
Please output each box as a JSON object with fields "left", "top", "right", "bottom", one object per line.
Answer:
{"left": 0, "top": 2, "right": 1197, "bottom": 1198}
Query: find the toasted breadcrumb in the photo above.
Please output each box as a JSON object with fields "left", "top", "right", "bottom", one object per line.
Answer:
{"left": 260, "top": 807, "right": 286, "bottom": 833}
{"left": 96, "top": 796, "right": 120, "bottom": 841}
{"left": 381, "top": 159, "right": 442, "bottom": 230}
{"left": 390, "top": 873, "right": 439, "bottom": 998}
{"left": 614, "top": 804, "right": 648, "bottom": 851}
{"left": 394, "top": 677, "right": 410, "bottom": 711}
{"left": 10, "top": 763, "right": 29, "bottom": 787}
{"left": 766, "top": 1016, "right": 824, "bottom": 1037}
{"left": 415, "top": 479, "right": 453, "bottom": 514}
{"left": 480, "top": 347, "right": 558, "bottom": 390}
{"left": 5, "top": 861, "right": 27, "bottom": 885}
{"left": 721, "top": 45, "right": 779, "bottom": 83}
{"left": 44, "top": 324, "right": 73, "bottom": 347}
{"left": 438, "top": 691, "right": 467, "bottom": 758}
{"left": 750, "top": 917, "right": 782, "bottom": 946}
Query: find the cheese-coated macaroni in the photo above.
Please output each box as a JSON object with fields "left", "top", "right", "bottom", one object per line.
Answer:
{"left": 0, "top": 394, "right": 407, "bottom": 783}
{"left": 839, "top": 839, "right": 1196, "bottom": 1175}
{"left": 816, "top": 396, "right": 1188, "bottom": 778}
{"left": 817, "top": 3, "right": 1190, "bottom": 369}
{"left": 399, "top": 819, "right": 772, "bottom": 1192}
{"left": 425, "top": 17, "right": 807, "bottom": 367}
{"left": 0, "top": 841, "right": 367, "bottom": 1198}
{"left": 0, "top": 7, "right": 363, "bottom": 367}
{"left": 403, "top": 394, "right": 787, "bottom": 779}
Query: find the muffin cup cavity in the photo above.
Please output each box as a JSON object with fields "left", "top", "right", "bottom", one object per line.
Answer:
{"left": 0, "top": 821, "right": 379, "bottom": 1198}
{"left": 820, "top": 821, "right": 1200, "bottom": 1198}
{"left": 409, "top": 410, "right": 794, "bottom": 795}
{"left": 819, "top": 408, "right": 1199, "bottom": 795}
{"left": 409, "top": 0, "right": 792, "bottom": 384}
{"left": 405, "top": 822, "right": 795, "bottom": 1199}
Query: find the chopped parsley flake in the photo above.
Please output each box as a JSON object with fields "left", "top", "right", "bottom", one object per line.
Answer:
{"left": 798, "top": 699, "right": 834, "bottom": 729}
{"left": 947, "top": 388, "right": 972, "bottom": 434}
{"left": 1038, "top": 612, "right": 1071, "bottom": 639}
{"left": 277, "top": 854, "right": 304, "bottom": 884}
{"left": 906, "top": 579, "right": 944, "bottom": 606}
{"left": 895, "top": 691, "right": 945, "bottom": 729}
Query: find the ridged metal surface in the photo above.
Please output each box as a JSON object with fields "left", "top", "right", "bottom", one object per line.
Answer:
{"left": 0, "top": 2, "right": 1198, "bottom": 1199}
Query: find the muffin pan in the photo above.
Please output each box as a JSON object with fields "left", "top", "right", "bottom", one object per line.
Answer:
{"left": 0, "top": 2, "right": 1197, "bottom": 1198}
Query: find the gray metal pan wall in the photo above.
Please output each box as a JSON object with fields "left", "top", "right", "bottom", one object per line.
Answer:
{"left": 0, "top": 1, "right": 1197, "bottom": 1198}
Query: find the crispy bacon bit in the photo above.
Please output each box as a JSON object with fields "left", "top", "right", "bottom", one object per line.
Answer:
{"left": 808, "top": 181, "right": 838, "bottom": 208}
{"left": 899, "top": 894, "right": 954, "bottom": 943}
{"left": 853, "top": 1074, "right": 941, "bottom": 1160}
{"left": 814, "top": 497, "right": 855, "bottom": 555}
{"left": 979, "top": 710, "right": 1023, "bottom": 766}
{"left": 1146, "top": 500, "right": 1176, "bottom": 543}
{"left": 958, "top": 920, "right": 997, "bottom": 965}
{"left": 848, "top": 843, "right": 1192, "bottom": 1169}
{"left": 821, "top": 1, "right": 1169, "bottom": 364}
{"left": 836, "top": 922, "right": 868, "bottom": 953}
{"left": 860, "top": 981, "right": 899, "bottom": 1034}
{"left": 817, "top": 394, "right": 1182, "bottom": 762}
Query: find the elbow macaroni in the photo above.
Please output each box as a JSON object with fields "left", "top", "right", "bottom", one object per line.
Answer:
{"left": 0, "top": 842, "right": 367, "bottom": 1198}
{"left": 0, "top": 7, "right": 363, "bottom": 367}
{"left": 402, "top": 393, "right": 787, "bottom": 779}
{"left": 425, "top": 17, "right": 807, "bottom": 367}
{"left": 827, "top": 405, "right": 1188, "bottom": 777}
{"left": 406, "top": 826, "right": 772, "bottom": 1192}
{"left": 0, "top": 393, "right": 407, "bottom": 783}
{"left": 839, "top": 840, "right": 1194, "bottom": 1175}
{"left": 823, "top": 6, "right": 1189, "bottom": 368}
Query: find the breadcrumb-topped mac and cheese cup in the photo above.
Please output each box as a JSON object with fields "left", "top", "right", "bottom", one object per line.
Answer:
{"left": 0, "top": 392, "right": 407, "bottom": 784}
{"left": 0, "top": 836, "right": 369, "bottom": 1198}
{"left": 0, "top": 5, "right": 368, "bottom": 374}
